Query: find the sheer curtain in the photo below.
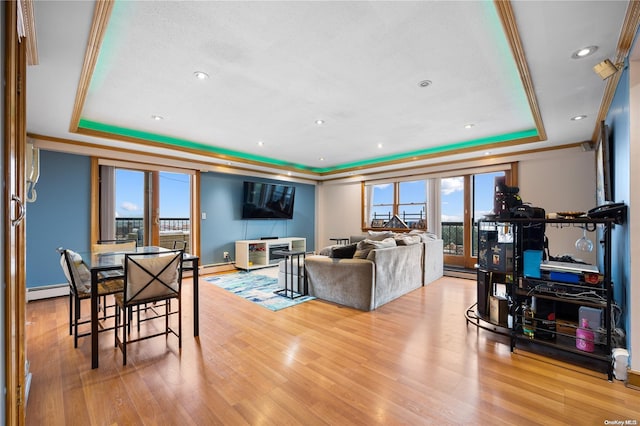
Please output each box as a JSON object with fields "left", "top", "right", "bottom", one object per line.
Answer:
{"left": 100, "top": 165, "right": 116, "bottom": 240}
{"left": 428, "top": 178, "right": 441, "bottom": 238}
{"left": 364, "top": 184, "right": 373, "bottom": 227}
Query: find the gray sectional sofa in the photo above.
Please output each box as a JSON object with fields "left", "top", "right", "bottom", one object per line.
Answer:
{"left": 304, "top": 233, "right": 443, "bottom": 311}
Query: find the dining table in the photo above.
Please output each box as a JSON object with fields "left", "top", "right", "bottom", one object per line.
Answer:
{"left": 83, "top": 246, "right": 200, "bottom": 369}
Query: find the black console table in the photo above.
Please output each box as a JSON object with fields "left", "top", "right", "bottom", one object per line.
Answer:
{"left": 273, "top": 249, "right": 307, "bottom": 299}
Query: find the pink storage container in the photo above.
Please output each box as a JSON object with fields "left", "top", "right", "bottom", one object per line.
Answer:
{"left": 576, "top": 318, "right": 595, "bottom": 352}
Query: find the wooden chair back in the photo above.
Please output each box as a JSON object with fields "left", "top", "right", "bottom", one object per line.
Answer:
{"left": 92, "top": 240, "right": 137, "bottom": 254}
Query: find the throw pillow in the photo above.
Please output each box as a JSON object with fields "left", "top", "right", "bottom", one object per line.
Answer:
{"left": 353, "top": 237, "right": 397, "bottom": 259}
{"left": 409, "top": 230, "right": 438, "bottom": 242}
{"left": 367, "top": 230, "right": 395, "bottom": 241}
{"left": 394, "top": 234, "right": 421, "bottom": 245}
{"left": 331, "top": 243, "right": 358, "bottom": 259}
{"left": 61, "top": 250, "right": 91, "bottom": 292}
{"left": 318, "top": 245, "right": 337, "bottom": 256}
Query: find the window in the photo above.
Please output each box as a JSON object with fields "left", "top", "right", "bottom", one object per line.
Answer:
{"left": 364, "top": 180, "right": 428, "bottom": 230}
{"left": 94, "top": 160, "right": 197, "bottom": 254}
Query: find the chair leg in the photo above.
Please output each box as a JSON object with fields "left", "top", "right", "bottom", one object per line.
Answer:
{"left": 178, "top": 296, "right": 182, "bottom": 348}
{"left": 114, "top": 304, "right": 119, "bottom": 348}
{"left": 74, "top": 296, "right": 81, "bottom": 348}
{"left": 165, "top": 301, "right": 169, "bottom": 340}
{"left": 123, "top": 305, "right": 128, "bottom": 366}
{"left": 68, "top": 292, "right": 73, "bottom": 336}
{"left": 102, "top": 295, "right": 107, "bottom": 320}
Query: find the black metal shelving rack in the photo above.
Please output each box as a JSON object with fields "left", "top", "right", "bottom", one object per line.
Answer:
{"left": 468, "top": 217, "right": 616, "bottom": 380}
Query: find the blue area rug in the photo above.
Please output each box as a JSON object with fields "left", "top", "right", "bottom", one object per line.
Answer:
{"left": 205, "top": 272, "right": 315, "bottom": 311}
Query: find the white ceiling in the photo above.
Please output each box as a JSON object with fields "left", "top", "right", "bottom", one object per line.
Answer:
{"left": 26, "top": 1, "right": 631, "bottom": 179}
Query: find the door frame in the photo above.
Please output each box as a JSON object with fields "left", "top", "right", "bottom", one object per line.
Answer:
{"left": 91, "top": 160, "right": 199, "bottom": 256}
{"left": 442, "top": 164, "right": 518, "bottom": 270}
{"left": 4, "top": 2, "right": 28, "bottom": 423}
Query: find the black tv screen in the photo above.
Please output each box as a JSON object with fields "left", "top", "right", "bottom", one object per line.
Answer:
{"left": 242, "top": 181, "right": 296, "bottom": 219}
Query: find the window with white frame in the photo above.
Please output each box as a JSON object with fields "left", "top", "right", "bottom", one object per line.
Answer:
{"left": 364, "top": 180, "right": 428, "bottom": 230}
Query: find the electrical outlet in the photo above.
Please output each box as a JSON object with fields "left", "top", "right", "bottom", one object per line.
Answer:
{"left": 223, "top": 251, "right": 229, "bottom": 260}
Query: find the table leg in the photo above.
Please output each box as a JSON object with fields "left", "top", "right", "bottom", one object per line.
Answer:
{"left": 91, "top": 269, "right": 99, "bottom": 369}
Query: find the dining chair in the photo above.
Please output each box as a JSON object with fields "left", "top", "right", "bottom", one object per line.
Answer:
{"left": 172, "top": 240, "right": 187, "bottom": 250}
{"left": 92, "top": 239, "right": 137, "bottom": 254}
{"left": 114, "top": 249, "right": 183, "bottom": 365}
{"left": 57, "top": 247, "right": 124, "bottom": 348}
{"left": 91, "top": 239, "right": 137, "bottom": 319}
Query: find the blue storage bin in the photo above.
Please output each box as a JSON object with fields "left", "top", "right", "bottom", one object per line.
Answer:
{"left": 523, "top": 250, "right": 542, "bottom": 278}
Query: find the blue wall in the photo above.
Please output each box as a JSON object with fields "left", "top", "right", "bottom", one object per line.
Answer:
{"left": 26, "top": 150, "right": 92, "bottom": 288}
{"left": 199, "top": 172, "right": 315, "bottom": 265}
{"left": 606, "top": 60, "right": 631, "bottom": 342}
{"left": 25, "top": 153, "right": 316, "bottom": 287}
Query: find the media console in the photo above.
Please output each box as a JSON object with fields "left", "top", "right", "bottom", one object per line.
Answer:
{"left": 235, "top": 237, "right": 306, "bottom": 270}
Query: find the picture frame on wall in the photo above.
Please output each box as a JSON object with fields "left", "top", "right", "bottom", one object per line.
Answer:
{"left": 596, "top": 120, "right": 612, "bottom": 206}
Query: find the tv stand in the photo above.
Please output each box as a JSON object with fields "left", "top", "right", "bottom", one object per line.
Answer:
{"left": 235, "top": 237, "right": 306, "bottom": 270}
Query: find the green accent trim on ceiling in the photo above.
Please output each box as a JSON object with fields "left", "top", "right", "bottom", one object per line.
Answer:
{"left": 78, "top": 118, "right": 538, "bottom": 173}
{"left": 309, "top": 129, "right": 540, "bottom": 173}
{"left": 78, "top": 119, "right": 302, "bottom": 168}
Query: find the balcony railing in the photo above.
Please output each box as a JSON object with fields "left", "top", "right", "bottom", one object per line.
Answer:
{"left": 115, "top": 217, "right": 190, "bottom": 251}
{"left": 441, "top": 221, "right": 479, "bottom": 256}
{"left": 370, "top": 210, "right": 427, "bottom": 229}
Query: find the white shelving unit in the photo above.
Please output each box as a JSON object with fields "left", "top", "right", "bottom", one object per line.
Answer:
{"left": 235, "top": 237, "right": 306, "bottom": 270}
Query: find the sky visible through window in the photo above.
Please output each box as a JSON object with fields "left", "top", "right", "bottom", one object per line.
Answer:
{"left": 115, "top": 169, "right": 501, "bottom": 222}
{"left": 370, "top": 172, "right": 502, "bottom": 225}
{"left": 441, "top": 171, "right": 504, "bottom": 223}
{"left": 115, "top": 169, "right": 190, "bottom": 218}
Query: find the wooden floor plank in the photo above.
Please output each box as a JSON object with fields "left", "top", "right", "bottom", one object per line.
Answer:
{"left": 25, "top": 273, "right": 640, "bottom": 425}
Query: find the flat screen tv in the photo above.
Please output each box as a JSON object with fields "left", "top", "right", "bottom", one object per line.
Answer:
{"left": 242, "top": 181, "right": 296, "bottom": 219}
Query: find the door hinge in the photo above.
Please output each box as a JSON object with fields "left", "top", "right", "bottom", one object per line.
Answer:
{"left": 16, "top": 384, "right": 22, "bottom": 406}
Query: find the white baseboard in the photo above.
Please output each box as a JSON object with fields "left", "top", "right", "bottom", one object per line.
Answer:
{"left": 27, "top": 283, "right": 68, "bottom": 301}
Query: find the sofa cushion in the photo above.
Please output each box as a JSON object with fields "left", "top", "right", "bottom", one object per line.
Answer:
{"left": 349, "top": 235, "right": 367, "bottom": 244}
{"left": 409, "top": 230, "right": 439, "bottom": 242}
{"left": 331, "top": 243, "right": 358, "bottom": 259}
{"left": 367, "top": 230, "right": 395, "bottom": 241}
{"left": 353, "top": 237, "right": 396, "bottom": 259}
{"left": 394, "top": 234, "right": 421, "bottom": 246}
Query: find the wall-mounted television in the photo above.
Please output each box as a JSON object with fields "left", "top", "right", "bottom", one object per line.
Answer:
{"left": 242, "top": 181, "right": 296, "bottom": 219}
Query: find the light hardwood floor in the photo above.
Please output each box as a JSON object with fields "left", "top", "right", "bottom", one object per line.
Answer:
{"left": 25, "top": 273, "right": 640, "bottom": 425}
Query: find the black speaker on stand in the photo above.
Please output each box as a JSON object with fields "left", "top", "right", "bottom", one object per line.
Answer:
{"left": 477, "top": 270, "right": 490, "bottom": 318}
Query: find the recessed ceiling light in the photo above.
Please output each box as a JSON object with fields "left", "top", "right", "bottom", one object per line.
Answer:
{"left": 151, "top": 115, "right": 163, "bottom": 121}
{"left": 287, "top": 171, "right": 292, "bottom": 176}
{"left": 377, "top": 143, "right": 383, "bottom": 149}
{"left": 571, "top": 46, "right": 598, "bottom": 59}
{"left": 193, "top": 71, "right": 209, "bottom": 80}
{"left": 418, "top": 79, "right": 432, "bottom": 88}
{"left": 571, "top": 115, "right": 587, "bottom": 121}
{"left": 315, "top": 119, "right": 325, "bottom": 125}
{"left": 319, "top": 157, "right": 325, "bottom": 161}
{"left": 484, "top": 151, "right": 491, "bottom": 156}
{"left": 464, "top": 123, "right": 475, "bottom": 129}
{"left": 257, "top": 141, "right": 264, "bottom": 146}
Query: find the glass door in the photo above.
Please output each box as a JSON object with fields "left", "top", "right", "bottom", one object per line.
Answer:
{"left": 441, "top": 176, "right": 468, "bottom": 267}
{"left": 472, "top": 171, "right": 506, "bottom": 258}
{"left": 98, "top": 165, "right": 193, "bottom": 252}
{"left": 113, "top": 168, "right": 149, "bottom": 246}
{"left": 158, "top": 171, "right": 191, "bottom": 251}
{"left": 441, "top": 171, "right": 507, "bottom": 269}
